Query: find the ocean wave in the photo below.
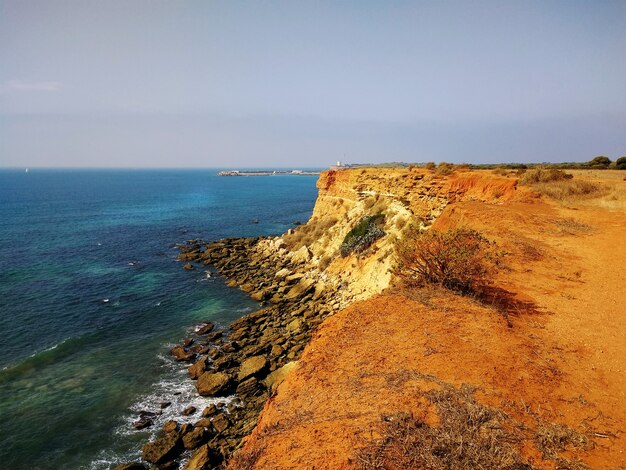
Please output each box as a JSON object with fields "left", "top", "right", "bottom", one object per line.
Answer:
{"left": 91, "top": 354, "right": 233, "bottom": 469}
{"left": 0, "top": 336, "right": 85, "bottom": 380}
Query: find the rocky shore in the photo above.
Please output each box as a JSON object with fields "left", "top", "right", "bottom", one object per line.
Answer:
{"left": 116, "top": 236, "right": 341, "bottom": 470}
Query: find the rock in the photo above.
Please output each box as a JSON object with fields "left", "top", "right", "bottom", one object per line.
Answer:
{"left": 250, "top": 290, "right": 267, "bottom": 301}
{"left": 183, "top": 444, "right": 216, "bottom": 470}
{"left": 133, "top": 417, "right": 153, "bottom": 430}
{"left": 196, "top": 322, "right": 215, "bottom": 335}
{"left": 286, "top": 318, "right": 303, "bottom": 334}
{"left": 183, "top": 263, "right": 195, "bottom": 270}
{"left": 188, "top": 357, "right": 208, "bottom": 379}
{"left": 202, "top": 404, "right": 218, "bottom": 417}
{"left": 274, "top": 268, "right": 291, "bottom": 280}
{"left": 312, "top": 282, "right": 326, "bottom": 300}
{"left": 162, "top": 420, "right": 178, "bottom": 433}
{"left": 237, "top": 355, "right": 268, "bottom": 382}
{"left": 212, "top": 414, "right": 230, "bottom": 433}
{"left": 236, "top": 377, "right": 260, "bottom": 397}
{"left": 182, "top": 427, "right": 207, "bottom": 449}
{"left": 113, "top": 463, "right": 147, "bottom": 470}
{"left": 170, "top": 346, "right": 196, "bottom": 362}
{"left": 285, "top": 272, "right": 305, "bottom": 283}
{"left": 182, "top": 406, "right": 197, "bottom": 416}
{"left": 160, "top": 401, "right": 172, "bottom": 409}
{"left": 182, "top": 338, "right": 194, "bottom": 347}
{"left": 284, "top": 278, "right": 316, "bottom": 301}
{"left": 270, "top": 344, "right": 284, "bottom": 357}
{"left": 291, "top": 245, "right": 311, "bottom": 264}
{"left": 196, "top": 371, "right": 233, "bottom": 397}
{"left": 240, "top": 283, "right": 254, "bottom": 293}
{"left": 142, "top": 431, "right": 182, "bottom": 464}
{"left": 195, "top": 418, "right": 212, "bottom": 428}
{"left": 264, "top": 361, "right": 298, "bottom": 393}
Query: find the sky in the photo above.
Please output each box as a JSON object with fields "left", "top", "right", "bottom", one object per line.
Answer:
{"left": 1, "top": 0, "right": 625, "bottom": 168}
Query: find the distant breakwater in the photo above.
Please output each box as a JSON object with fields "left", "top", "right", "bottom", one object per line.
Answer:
{"left": 119, "top": 236, "right": 341, "bottom": 469}
{"left": 217, "top": 170, "right": 320, "bottom": 176}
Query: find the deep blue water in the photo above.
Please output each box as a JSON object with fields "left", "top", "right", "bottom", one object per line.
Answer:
{"left": 0, "top": 169, "right": 318, "bottom": 469}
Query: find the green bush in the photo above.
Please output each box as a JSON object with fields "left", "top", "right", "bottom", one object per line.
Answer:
{"left": 616, "top": 157, "right": 626, "bottom": 170}
{"left": 588, "top": 156, "right": 611, "bottom": 167}
{"left": 396, "top": 227, "right": 498, "bottom": 293}
{"left": 340, "top": 214, "right": 385, "bottom": 257}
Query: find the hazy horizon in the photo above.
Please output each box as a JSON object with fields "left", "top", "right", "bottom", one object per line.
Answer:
{"left": 2, "top": 1, "right": 625, "bottom": 168}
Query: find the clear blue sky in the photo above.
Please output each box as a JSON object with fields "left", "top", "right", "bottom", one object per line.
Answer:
{"left": 1, "top": 0, "right": 625, "bottom": 167}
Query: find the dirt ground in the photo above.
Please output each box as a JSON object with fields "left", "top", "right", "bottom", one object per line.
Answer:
{"left": 231, "top": 171, "right": 626, "bottom": 469}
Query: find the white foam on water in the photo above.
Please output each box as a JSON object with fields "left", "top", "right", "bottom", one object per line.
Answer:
{"left": 91, "top": 353, "right": 234, "bottom": 469}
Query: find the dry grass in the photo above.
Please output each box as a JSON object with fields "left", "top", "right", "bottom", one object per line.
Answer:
{"left": 518, "top": 169, "right": 607, "bottom": 203}
{"left": 530, "top": 180, "right": 605, "bottom": 201}
{"left": 355, "top": 380, "right": 593, "bottom": 470}
{"left": 355, "top": 383, "right": 527, "bottom": 470}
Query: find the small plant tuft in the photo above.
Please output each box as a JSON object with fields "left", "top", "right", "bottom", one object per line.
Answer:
{"left": 340, "top": 214, "right": 385, "bottom": 257}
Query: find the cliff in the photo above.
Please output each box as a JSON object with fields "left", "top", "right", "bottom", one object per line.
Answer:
{"left": 228, "top": 167, "right": 626, "bottom": 470}
{"left": 135, "top": 167, "right": 626, "bottom": 470}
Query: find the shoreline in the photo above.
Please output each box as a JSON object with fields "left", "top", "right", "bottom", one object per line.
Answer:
{"left": 118, "top": 236, "right": 341, "bottom": 469}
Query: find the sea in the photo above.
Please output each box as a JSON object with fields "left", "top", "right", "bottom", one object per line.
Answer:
{"left": 0, "top": 169, "right": 319, "bottom": 469}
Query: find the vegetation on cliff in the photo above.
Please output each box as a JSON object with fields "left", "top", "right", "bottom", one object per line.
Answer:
{"left": 339, "top": 214, "right": 385, "bottom": 257}
{"left": 395, "top": 227, "right": 498, "bottom": 295}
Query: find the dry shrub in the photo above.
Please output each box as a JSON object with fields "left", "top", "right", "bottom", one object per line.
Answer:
{"left": 355, "top": 384, "right": 527, "bottom": 470}
{"left": 531, "top": 180, "right": 605, "bottom": 201}
{"left": 395, "top": 227, "right": 498, "bottom": 294}
{"left": 425, "top": 161, "right": 436, "bottom": 170}
{"left": 519, "top": 168, "right": 573, "bottom": 184}
{"left": 435, "top": 162, "right": 454, "bottom": 176}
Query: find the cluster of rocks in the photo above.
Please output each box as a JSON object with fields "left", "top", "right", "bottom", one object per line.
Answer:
{"left": 117, "top": 236, "right": 341, "bottom": 470}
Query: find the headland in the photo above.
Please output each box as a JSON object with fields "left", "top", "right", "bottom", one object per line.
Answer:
{"left": 120, "top": 165, "right": 626, "bottom": 470}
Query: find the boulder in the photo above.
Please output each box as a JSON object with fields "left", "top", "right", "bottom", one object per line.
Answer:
{"left": 196, "top": 371, "right": 233, "bottom": 397}
{"left": 202, "top": 404, "right": 218, "bottom": 417}
{"left": 113, "top": 464, "right": 147, "bottom": 470}
{"left": 236, "top": 377, "right": 260, "bottom": 397}
{"left": 196, "top": 322, "right": 215, "bottom": 335}
{"left": 250, "top": 290, "right": 267, "bottom": 301}
{"left": 183, "top": 444, "right": 215, "bottom": 470}
{"left": 264, "top": 361, "right": 298, "bottom": 393}
{"left": 182, "top": 406, "right": 197, "bottom": 416}
{"left": 133, "top": 417, "right": 153, "bottom": 430}
{"left": 182, "top": 427, "right": 208, "bottom": 449}
{"left": 188, "top": 357, "right": 208, "bottom": 380}
{"left": 212, "top": 413, "right": 230, "bottom": 433}
{"left": 170, "top": 346, "right": 196, "bottom": 362}
{"left": 162, "top": 420, "right": 178, "bottom": 433}
{"left": 142, "top": 431, "right": 182, "bottom": 464}
{"left": 284, "top": 278, "right": 316, "bottom": 301}
{"left": 183, "top": 263, "right": 195, "bottom": 270}
{"left": 285, "top": 272, "right": 305, "bottom": 283}
{"left": 286, "top": 318, "right": 303, "bottom": 334}
{"left": 237, "top": 355, "right": 268, "bottom": 382}
{"left": 274, "top": 268, "right": 291, "bottom": 280}
{"left": 290, "top": 245, "right": 311, "bottom": 264}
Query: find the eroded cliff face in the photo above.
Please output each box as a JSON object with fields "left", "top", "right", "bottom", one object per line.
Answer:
{"left": 257, "top": 167, "right": 519, "bottom": 304}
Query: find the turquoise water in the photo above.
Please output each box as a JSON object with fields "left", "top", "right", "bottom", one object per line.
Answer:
{"left": 0, "top": 169, "right": 318, "bottom": 469}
